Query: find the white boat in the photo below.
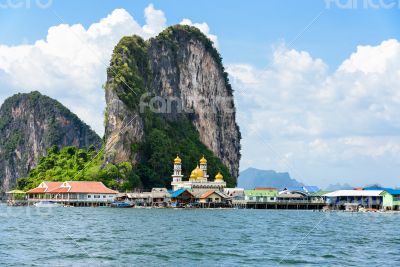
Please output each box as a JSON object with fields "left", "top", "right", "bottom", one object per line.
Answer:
{"left": 34, "top": 201, "right": 61, "bottom": 207}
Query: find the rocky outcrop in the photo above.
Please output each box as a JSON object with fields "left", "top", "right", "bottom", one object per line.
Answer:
{"left": 104, "top": 25, "right": 241, "bottom": 183}
{"left": 0, "top": 91, "right": 101, "bottom": 191}
{"left": 104, "top": 86, "right": 144, "bottom": 164}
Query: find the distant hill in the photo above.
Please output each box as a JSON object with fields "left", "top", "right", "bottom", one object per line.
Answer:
{"left": 325, "top": 183, "right": 354, "bottom": 191}
{"left": 238, "top": 168, "right": 304, "bottom": 189}
{"left": 0, "top": 91, "right": 101, "bottom": 191}
{"left": 363, "top": 184, "right": 382, "bottom": 189}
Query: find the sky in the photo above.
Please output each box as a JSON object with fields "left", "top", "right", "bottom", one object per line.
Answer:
{"left": 0, "top": 0, "right": 400, "bottom": 187}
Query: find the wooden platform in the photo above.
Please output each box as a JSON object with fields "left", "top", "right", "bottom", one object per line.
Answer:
{"left": 233, "top": 201, "right": 326, "bottom": 210}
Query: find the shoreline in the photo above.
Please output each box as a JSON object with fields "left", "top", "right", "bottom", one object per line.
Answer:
{"left": 2, "top": 202, "right": 400, "bottom": 213}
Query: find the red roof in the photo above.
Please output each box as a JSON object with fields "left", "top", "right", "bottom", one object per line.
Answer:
{"left": 27, "top": 181, "right": 118, "bottom": 194}
{"left": 26, "top": 182, "right": 62, "bottom": 194}
{"left": 68, "top": 182, "right": 117, "bottom": 194}
{"left": 45, "top": 182, "right": 64, "bottom": 191}
{"left": 49, "top": 187, "right": 69, "bottom": 193}
{"left": 26, "top": 187, "right": 46, "bottom": 193}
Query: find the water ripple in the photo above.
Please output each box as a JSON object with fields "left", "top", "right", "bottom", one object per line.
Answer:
{"left": 1, "top": 207, "right": 400, "bottom": 266}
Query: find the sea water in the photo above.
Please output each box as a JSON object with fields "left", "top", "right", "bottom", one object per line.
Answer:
{"left": 0, "top": 205, "right": 399, "bottom": 266}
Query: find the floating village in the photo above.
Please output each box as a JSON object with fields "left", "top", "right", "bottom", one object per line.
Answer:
{"left": 5, "top": 156, "right": 400, "bottom": 212}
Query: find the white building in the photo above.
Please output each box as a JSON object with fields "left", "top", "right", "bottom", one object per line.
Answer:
{"left": 26, "top": 181, "right": 118, "bottom": 206}
{"left": 323, "top": 190, "right": 384, "bottom": 209}
{"left": 171, "top": 155, "right": 226, "bottom": 191}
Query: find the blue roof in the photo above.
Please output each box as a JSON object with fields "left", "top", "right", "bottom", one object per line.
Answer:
{"left": 364, "top": 187, "right": 400, "bottom": 195}
{"left": 386, "top": 189, "right": 400, "bottom": 195}
{"left": 170, "top": 188, "right": 191, "bottom": 198}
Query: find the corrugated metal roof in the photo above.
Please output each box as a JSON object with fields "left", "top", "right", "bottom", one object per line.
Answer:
{"left": 309, "top": 191, "right": 331, "bottom": 196}
{"left": 284, "top": 187, "right": 304, "bottom": 192}
{"left": 283, "top": 186, "right": 321, "bottom": 193}
{"left": 127, "top": 192, "right": 151, "bottom": 198}
{"left": 255, "top": 188, "right": 277, "bottom": 190}
{"left": 303, "top": 186, "right": 320, "bottom": 193}
{"left": 244, "top": 189, "right": 278, "bottom": 197}
{"left": 324, "top": 190, "right": 383, "bottom": 197}
{"left": 151, "top": 191, "right": 170, "bottom": 198}
{"left": 386, "top": 189, "right": 400, "bottom": 195}
{"left": 364, "top": 187, "right": 400, "bottom": 195}
{"left": 171, "top": 188, "right": 193, "bottom": 198}
{"left": 278, "top": 193, "right": 305, "bottom": 199}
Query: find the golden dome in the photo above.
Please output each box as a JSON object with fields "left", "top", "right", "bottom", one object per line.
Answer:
{"left": 194, "top": 165, "right": 204, "bottom": 178}
{"left": 189, "top": 170, "right": 197, "bottom": 181}
{"left": 215, "top": 172, "right": 224, "bottom": 181}
{"left": 199, "top": 155, "right": 207, "bottom": 165}
{"left": 174, "top": 155, "right": 182, "bottom": 164}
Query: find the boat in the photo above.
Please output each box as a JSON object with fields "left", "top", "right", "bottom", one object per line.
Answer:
{"left": 34, "top": 201, "right": 61, "bottom": 208}
{"left": 110, "top": 201, "right": 134, "bottom": 208}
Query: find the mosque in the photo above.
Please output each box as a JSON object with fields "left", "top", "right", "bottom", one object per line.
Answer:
{"left": 171, "top": 155, "right": 226, "bottom": 191}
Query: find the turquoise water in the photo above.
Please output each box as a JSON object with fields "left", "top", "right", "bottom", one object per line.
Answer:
{"left": 0, "top": 206, "right": 399, "bottom": 266}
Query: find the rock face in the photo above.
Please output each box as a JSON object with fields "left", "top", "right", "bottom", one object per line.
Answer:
{"left": 0, "top": 91, "right": 101, "bottom": 191}
{"left": 104, "top": 87, "right": 144, "bottom": 164}
{"left": 104, "top": 25, "right": 241, "bottom": 183}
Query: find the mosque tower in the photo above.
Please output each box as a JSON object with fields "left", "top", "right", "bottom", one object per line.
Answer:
{"left": 199, "top": 155, "right": 209, "bottom": 182}
{"left": 172, "top": 155, "right": 183, "bottom": 183}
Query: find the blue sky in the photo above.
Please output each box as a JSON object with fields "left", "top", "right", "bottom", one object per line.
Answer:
{"left": 2, "top": 0, "right": 399, "bottom": 68}
{"left": 1, "top": 0, "right": 400, "bottom": 187}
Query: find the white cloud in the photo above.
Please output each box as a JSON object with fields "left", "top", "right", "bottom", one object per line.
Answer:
{"left": 0, "top": 7, "right": 155, "bottom": 135}
{"left": 0, "top": 5, "right": 216, "bottom": 136}
{"left": 179, "top": 19, "right": 219, "bottom": 48}
{"left": 229, "top": 40, "right": 400, "bottom": 187}
{"left": 142, "top": 4, "right": 167, "bottom": 37}
{"left": 338, "top": 39, "right": 400, "bottom": 74}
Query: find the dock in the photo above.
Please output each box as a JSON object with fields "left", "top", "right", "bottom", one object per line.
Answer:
{"left": 233, "top": 200, "right": 326, "bottom": 210}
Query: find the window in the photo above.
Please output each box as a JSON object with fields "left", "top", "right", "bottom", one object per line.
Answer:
{"left": 88, "top": 195, "right": 91, "bottom": 198}
{"left": 103, "top": 195, "right": 106, "bottom": 198}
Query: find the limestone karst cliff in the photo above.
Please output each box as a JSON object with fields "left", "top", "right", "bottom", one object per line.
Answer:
{"left": 104, "top": 25, "right": 241, "bottom": 187}
{"left": 0, "top": 91, "right": 101, "bottom": 191}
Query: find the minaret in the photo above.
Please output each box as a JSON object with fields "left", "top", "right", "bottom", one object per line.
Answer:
{"left": 214, "top": 172, "right": 224, "bottom": 182}
{"left": 214, "top": 172, "right": 226, "bottom": 190}
{"left": 172, "top": 155, "right": 183, "bottom": 183}
{"left": 199, "top": 155, "right": 209, "bottom": 181}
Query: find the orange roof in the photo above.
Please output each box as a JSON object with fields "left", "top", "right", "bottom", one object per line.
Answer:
{"left": 27, "top": 181, "right": 118, "bottom": 194}
{"left": 66, "top": 182, "right": 118, "bottom": 194}
{"left": 200, "top": 190, "right": 217, "bottom": 199}
{"left": 48, "top": 187, "right": 69, "bottom": 193}
{"left": 26, "top": 187, "right": 46, "bottom": 193}
{"left": 26, "top": 182, "right": 62, "bottom": 194}
{"left": 46, "top": 182, "right": 64, "bottom": 191}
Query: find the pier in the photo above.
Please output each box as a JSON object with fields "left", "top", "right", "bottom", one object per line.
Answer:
{"left": 232, "top": 200, "right": 326, "bottom": 210}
